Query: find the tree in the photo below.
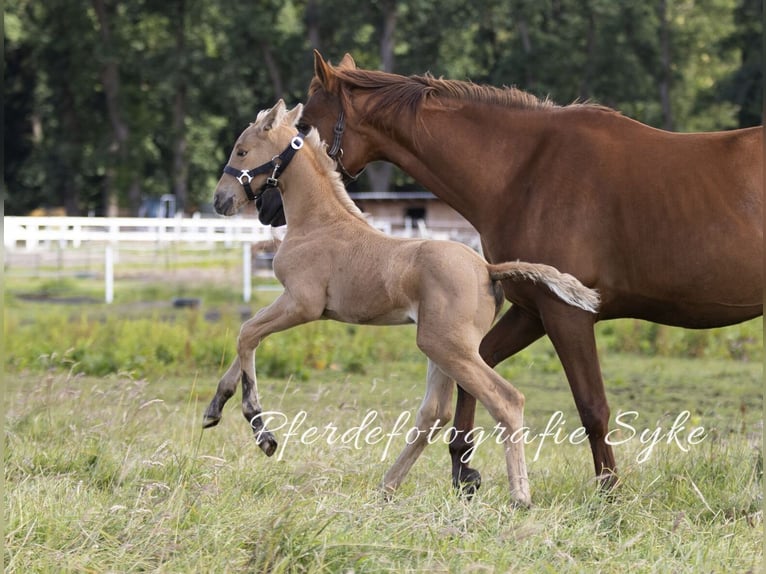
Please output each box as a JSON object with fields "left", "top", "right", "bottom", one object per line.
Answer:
{"left": 3, "top": 0, "right": 758, "bottom": 215}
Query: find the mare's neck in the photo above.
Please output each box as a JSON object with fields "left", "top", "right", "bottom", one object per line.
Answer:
{"left": 358, "top": 102, "right": 555, "bottom": 232}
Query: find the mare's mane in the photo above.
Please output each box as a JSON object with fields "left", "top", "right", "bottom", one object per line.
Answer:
{"left": 329, "top": 68, "right": 614, "bottom": 125}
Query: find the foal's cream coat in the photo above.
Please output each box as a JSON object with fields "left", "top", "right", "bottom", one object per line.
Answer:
{"left": 203, "top": 100, "right": 599, "bottom": 507}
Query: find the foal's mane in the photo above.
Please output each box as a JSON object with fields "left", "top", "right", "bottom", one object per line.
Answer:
{"left": 301, "top": 127, "right": 366, "bottom": 221}
{"left": 330, "top": 68, "right": 613, "bottom": 124}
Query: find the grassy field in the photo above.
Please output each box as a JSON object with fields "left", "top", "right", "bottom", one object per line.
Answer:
{"left": 3, "top": 272, "right": 763, "bottom": 573}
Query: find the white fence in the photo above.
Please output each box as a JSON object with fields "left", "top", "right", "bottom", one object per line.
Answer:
{"left": 4, "top": 216, "right": 274, "bottom": 303}
{"left": 4, "top": 215, "right": 479, "bottom": 304}
{"left": 3, "top": 215, "right": 273, "bottom": 250}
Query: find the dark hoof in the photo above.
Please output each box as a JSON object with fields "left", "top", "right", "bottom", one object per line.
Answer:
{"left": 453, "top": 467, "right": 482, "bottom": 499}
{"left": 256, "top": 431, "right": 278, "bottom": 457}
{"left": 202, "top": 415, "right": 221, "bottom": 429}
{"left": 598, "top": 472, "right": 619, "bottom": 491}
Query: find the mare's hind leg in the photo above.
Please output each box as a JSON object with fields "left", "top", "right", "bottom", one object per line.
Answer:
{"left": 450, "top": 306, "right": 545, "bottom": 496}
{"left": 538, "top": 301, "right": 616, "bottom": 488}
{"left": 381, "top": 360, "right": 454, "bottom": 495}
{"left": 203, "top": 356, "right": 241, "bottom": 428}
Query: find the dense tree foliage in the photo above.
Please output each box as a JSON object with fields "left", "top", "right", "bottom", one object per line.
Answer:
{"left": 4, "top": 0, "right": 762, "bottom": 215}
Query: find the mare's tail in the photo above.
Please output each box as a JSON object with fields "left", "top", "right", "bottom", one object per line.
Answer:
{"left": 488, "top": 261, "right": 600, "bottom": 313}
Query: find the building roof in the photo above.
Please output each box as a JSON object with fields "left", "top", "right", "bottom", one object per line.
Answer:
{"left": 348, "top": 191, "right": 437, "bottom": 201}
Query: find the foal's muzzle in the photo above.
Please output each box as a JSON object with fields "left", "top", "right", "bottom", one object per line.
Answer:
{"left": 213, "top": 193, "right": 235, "bottom": 216}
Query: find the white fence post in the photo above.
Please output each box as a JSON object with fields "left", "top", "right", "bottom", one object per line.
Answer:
{"left": 105, "top": 244, "right": 114, "bottom": 304}
{"left": 242, "top": 242, "right": 252, "bottom": 303}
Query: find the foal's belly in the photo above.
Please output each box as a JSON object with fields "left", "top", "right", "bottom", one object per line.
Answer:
{"left": 322, "top": 305, "right": 417, "bottom": 326}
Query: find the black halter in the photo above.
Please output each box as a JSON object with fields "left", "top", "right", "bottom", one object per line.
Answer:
{"left": 223, "top": 132, "right": 305, "bottom": 201}
{"left": 326, "top": 108, "right": 364, "bottom": 183}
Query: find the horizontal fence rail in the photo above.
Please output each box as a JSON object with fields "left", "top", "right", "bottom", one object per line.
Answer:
{"left": 4, "top": 216, "right": 275, "bottom": 304}
{"left": 4, "top": 216, "right": 274, "bottom": 250}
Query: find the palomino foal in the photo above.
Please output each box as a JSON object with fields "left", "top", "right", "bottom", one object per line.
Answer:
{"left": 202, "top": 100, "right": 600, "bottom": 507}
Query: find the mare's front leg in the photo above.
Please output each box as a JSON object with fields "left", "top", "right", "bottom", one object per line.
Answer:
{"left": 237, "top": 291, "right": 319, "bottom": 456}
{"left": 381, "top": 360, "right": 454, "bottom": 496}
{"left": 450, "top": 306, "right": 545, "bottom": 496}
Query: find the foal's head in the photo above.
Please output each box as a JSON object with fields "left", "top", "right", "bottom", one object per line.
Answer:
{"left": 214, "top": 100, "right": 304, "bottom": 217}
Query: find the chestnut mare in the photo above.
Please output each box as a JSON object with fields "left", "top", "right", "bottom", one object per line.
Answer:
{"left": 202, "top": 100, "right": 600, "bottom": 506}
{"left": 301, "top": 51, "right": 764, "bottom": 494}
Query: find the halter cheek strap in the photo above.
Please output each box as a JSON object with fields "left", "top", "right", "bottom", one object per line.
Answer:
{"left": 326, "top": 107, "right": 365, "bottom": 184}
{"left": 223, "top": 132, "right": 305, "bottom": 201}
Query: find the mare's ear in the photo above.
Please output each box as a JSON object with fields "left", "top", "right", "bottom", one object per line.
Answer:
{"left": 285, "top": 103, "right": 304, "bottom": 127}
{"left": 338, "top": 53, "right": 356, "bottom": 69}
{"left": 313, "top": 49, "right": 337, "bottom": 91}
{"left": 258, "top": 99, "right": 286, "bottom": 132}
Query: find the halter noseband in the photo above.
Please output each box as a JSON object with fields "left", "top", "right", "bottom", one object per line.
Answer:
{"left": 223, "top": 132, "right": 305, "bottom": 201}
{"left": 326, "top": 107, "right": 365, "bottom": 183}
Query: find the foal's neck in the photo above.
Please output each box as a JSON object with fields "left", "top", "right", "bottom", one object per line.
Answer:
{"left": 280, "top": 154, "right": 365, "bottom": 231}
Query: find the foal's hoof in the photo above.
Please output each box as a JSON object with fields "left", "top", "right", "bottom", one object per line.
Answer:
{"left": 453, "top": 467, "right": 482, "bottom": 499}
{"left": 202, "top": 415, "right": 221, "bottom": 429}
{"left": 255, "top": 431, "right": 278, "bottom": 457}
{"left": 510, "top": 493, "right": 532, "bottom": 510}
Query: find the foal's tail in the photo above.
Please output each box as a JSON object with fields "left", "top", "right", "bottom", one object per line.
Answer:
{"left": 488, "top": 261, "right": 600, "bottom": 313}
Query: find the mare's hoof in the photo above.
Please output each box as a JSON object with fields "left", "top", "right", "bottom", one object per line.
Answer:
{"left": 202, "top": 415, "right": 221, "bottom": 429}
{"left": 454, "top": 467, "right": 482, "bottom": 499}
{"left": 256, "top": 431, "right": 278, "bottom": 457}
{"left": 379, "top": 484, "right": 397, "bottom": 502}
{"left": 598, "top": 472, "right": 619, "bottom": 491}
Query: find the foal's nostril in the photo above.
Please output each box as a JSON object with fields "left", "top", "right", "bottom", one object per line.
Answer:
{"left": 214, "top": 195, "right": 234, "bottom": 215}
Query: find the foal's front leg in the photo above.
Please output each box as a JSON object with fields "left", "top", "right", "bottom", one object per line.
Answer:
{"left": 202, "top": 356, "right": 241, "bottom": 428}
{"left": 237, "top": 291, "right": 318, "bottom": 455}
{"left": 206, "top": 290, "right": 317, "bottom": 455}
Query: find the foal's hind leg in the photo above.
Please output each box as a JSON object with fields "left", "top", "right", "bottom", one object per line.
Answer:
{"left": 441, "top": 353, "right": 530, "bottom": 508}
{"left": 381, "top": 360, "right": 454, "bottom": 496}
{"left": 450, "top": 306, "right": 545, "bottom": 495}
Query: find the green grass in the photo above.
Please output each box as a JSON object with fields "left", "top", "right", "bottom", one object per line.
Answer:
{"left": 4, "top": 355, "right": 762, "bottom": 573}
{"left": 3, "top": 278, "right": 763, "bottom": 572}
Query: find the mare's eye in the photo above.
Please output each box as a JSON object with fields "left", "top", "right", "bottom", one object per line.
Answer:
{"left": 236, "top": 149, "right": 248, "bottom": 157}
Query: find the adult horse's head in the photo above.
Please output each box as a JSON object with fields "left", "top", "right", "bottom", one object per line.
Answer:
{"left": 301, "top": 51, "right": 369, "bottom": 182}
{"left": 214, "top": 100, "right": 304, "bottom": 223}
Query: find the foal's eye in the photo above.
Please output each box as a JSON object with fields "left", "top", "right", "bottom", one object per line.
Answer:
{"left": 236, "top": 149, "right": 248, "bottom": 157}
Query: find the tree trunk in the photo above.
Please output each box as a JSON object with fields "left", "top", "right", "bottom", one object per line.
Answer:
{"left": 511, "top": 1, "right": 535, "bottom": 87}
{"left": 172, "top": 0, "right": 188, "bottom": 214}
{"left": 261, "top": 41, "right": 284, "bottom": 99}
{"left": 92, "top": 0, "right": 128, "bottom": 216}
{"left": 365, "top": 0, "right": 397, "bottom": 192}
{"left": 579, "top": 0, "right": 597, "bottom": 102}
{"left": 658, "top": 0, "right": 674, "bottom": 131}
{"left": 305, "top": 0, "right": 321, "bottom": 51}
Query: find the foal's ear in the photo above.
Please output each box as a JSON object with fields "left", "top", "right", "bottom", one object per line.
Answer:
{"left": 258, "top": 99, "right": 287, "bottom": 132}
{"left": 338, "top": 53, "right": 356, "bottom": 69}
{"left": 285, "top": 103, "right": 304, "bottom": 127}
{"left": 313, "top": 49, "right": 337, "bottom": 91}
